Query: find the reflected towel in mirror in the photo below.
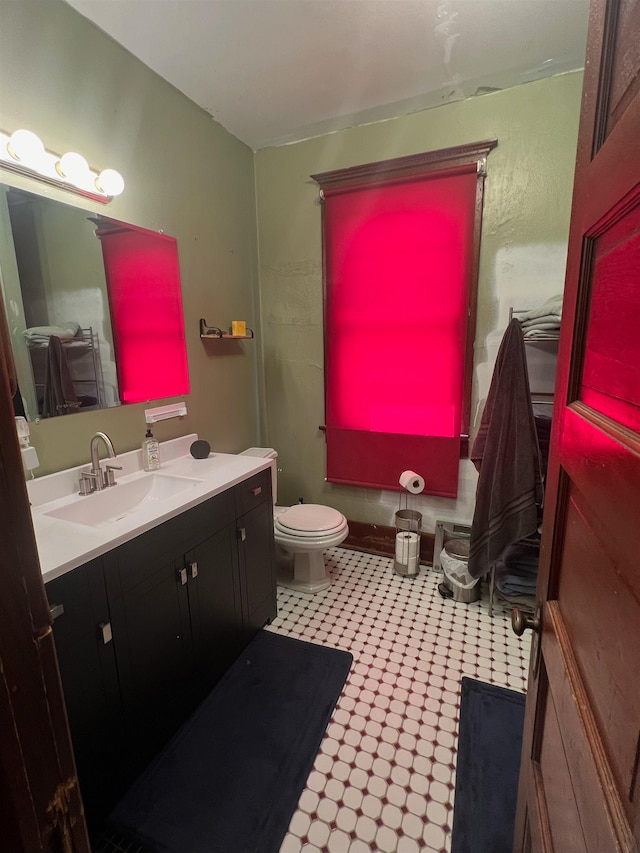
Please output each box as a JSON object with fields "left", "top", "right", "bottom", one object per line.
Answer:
{"left": 42, "top": 336, "right": 80, "bottom": 418}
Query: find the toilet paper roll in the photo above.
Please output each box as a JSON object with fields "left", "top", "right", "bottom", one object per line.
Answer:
{"left": 399, "top": 470, "right": 425, "bottom": 494}
{"left": 395, "top": 532, "right": 420, "bottom": 565}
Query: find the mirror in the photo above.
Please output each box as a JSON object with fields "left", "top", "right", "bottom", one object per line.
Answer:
{"left": 0, "top": 184, "right": 189, "bottom": 421}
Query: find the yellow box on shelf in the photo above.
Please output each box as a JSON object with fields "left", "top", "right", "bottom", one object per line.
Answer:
{"left": 231, "top": 320, "right": 247, "bottom": 337}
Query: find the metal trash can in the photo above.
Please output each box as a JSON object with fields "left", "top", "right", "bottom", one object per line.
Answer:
{"left": 440, "top": 538, "right": 480, "bottom": 602}
{"left": 394, "top": 509, "right": 421, "bottom": 577}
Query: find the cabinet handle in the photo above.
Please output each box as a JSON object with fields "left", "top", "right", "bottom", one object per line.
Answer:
{"left": 99, "top": 622, "right": 113, "bottom": 644}
{"left": 190, "top": 561, "right": 198, "bottom": 579}
{"left": 49, "top": 603, "right": 64, "bottom": 622}
{"left": 238, "top": 527, "right": 247, "bottom": 542}
{"left": 252, "top": 486, "right": 262, "bottom": 497}
{"left": 178, "top": 567, "right": 188, "bottom": 586}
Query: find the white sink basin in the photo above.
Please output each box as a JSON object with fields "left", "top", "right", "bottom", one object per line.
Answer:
{"left": 44, "top": 472, "right": 204, "bottom": 528}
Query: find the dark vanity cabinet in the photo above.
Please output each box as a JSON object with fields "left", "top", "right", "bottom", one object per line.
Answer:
{"left": 186, "top": 518, "right": 242, "bottom": 696}
{"left": 235, "top": 468, "right": 277, "bottom": 638}
{"left": 103, "top": 490, "right": 240, "bottom": 765}
{"left": 45, "top": 557, "right": 125, "bottom": 823}
{"left": 45, "top": 469, "right": 276, "bottom": 823}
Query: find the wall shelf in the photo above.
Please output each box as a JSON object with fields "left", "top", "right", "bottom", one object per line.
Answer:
{"left": 199, "top": 318, "right": 254, "bottom": 340}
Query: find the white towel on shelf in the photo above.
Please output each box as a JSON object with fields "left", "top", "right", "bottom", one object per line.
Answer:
{"left": 519, "top": 295, "right": 563, "bottom": 324}
{"left": 23, "top": 322, "right": 81, "bottom": 346}
{"left": 523, "top": 327, "right": 560, "bottom": 339}
{"left": 521, "top": 315, "right": 561, "bottom": 329}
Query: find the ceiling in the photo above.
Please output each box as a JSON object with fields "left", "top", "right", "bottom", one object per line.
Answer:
{"left": 64, "top": 0, "right": 590, "bottom": 151}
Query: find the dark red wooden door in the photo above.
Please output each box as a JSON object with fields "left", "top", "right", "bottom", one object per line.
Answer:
{"left": 514, "top": 1, "right": 640, "bottom": 851}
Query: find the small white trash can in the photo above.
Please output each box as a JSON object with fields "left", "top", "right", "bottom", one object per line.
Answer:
{"left": 440, "top": 539, "right": 480, "bottom": 602}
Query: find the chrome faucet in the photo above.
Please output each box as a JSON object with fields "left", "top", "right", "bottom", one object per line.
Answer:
{"left": 82, "top": 431, "right": 120, "bottom": 492}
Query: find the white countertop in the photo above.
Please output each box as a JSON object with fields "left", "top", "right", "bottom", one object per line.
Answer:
{"left": 29, "top": 434, "right": 271, "bottom": 584}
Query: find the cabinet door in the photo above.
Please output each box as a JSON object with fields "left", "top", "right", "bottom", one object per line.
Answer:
{"left": 237, "top": 492, "right": 277, "bottom": 635}
{"left": 46, "top": 558, "right": 124, "bottom": 823}
{"left": 186, "top": 523, "right": 242, "bottom": 700}
{"left": 103, "top": 492, "right": 235, "bottom": 766}
{"left": 104, "top": 522, "right": 194, "bottom": 768}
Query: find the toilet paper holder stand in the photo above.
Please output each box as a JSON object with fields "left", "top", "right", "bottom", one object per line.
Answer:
{"left": 393, "top": 502, "right": 422, "bottom": 578}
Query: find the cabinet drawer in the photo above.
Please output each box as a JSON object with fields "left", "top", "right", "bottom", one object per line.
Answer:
{"left": 235, "top": 468, "right": 272, "bottom": 516}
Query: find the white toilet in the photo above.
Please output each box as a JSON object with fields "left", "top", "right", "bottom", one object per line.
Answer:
{"left": 239, "top": 448, "right": 349, "bottom": 593}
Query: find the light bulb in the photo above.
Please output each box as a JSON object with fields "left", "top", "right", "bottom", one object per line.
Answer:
{"left": 7, "top": 129, "right": 45, "bottom": 164}
{"left": 56, "top": 151, "right": 90, "bottom": 184}
{"left": 95, "top": 168, "right": 125, "bottom": 197}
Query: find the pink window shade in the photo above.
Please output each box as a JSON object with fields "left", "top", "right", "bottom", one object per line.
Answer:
{"left": 98, "top": 228, "right": 189, "bottom": 404}
{"left": 324, "top": 169, "right": 478, "bottom": 497}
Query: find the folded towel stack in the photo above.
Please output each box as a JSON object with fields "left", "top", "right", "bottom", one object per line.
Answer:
{"left": 495, "top": 540, "right": 539, "bottom": 597}
{"left": 519, "top": 294, "right": 562, "bottom": 338}
{"left": 23, "top": 322, "right": 81, "bottom": 347}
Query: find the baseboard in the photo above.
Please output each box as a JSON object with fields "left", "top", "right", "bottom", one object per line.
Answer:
{"left": 342, "top": 519, "right": 435, "bottom": 566}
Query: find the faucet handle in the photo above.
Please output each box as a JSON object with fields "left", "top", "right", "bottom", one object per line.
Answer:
{"left": 79, "top": 471, "right": 99, "bottom": 495}
{"left": 104, "top": 464, "right": 123, "bottom": 487}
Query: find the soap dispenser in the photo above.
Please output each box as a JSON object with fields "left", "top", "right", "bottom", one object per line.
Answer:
{"left": 142, "top": 427, "right": 160, "bottom": 471}
{"left": 15, "top": 416, "right": 39, "bottom": 474}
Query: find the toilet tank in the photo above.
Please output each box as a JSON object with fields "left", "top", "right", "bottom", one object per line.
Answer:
{"left": 239, "top": 447, "right": 278, "bottom": 504}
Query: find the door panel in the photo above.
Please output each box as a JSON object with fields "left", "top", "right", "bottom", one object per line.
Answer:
{"left": 580, "top": 192, "right": 640, "bottom": 429}
{"left": 514, "top": 1, "right": 640, "bottom": 851}
{"left": 543, "top": 602, "right": 632, "bottom": 851}
{"left": 538, "top": 679, "right": 588, "bottom": 853}
{"left": 605, "top": 0, "right": 640, "bottom": 134}
{"left": 558, "top": 488, "right": 640, "bottom": 805}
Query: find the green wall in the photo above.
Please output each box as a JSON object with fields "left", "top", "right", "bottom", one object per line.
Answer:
{"left": 254, "top": 71, "right": 583, "bottom": 531}
{"left": 0, "top": 0, "right": 262, "bottom": 474}
{"left": 1, "top": 0, "right": 583, "bottom": 538}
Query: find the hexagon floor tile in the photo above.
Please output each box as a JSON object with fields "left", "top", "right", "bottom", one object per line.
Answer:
{"left": 268, "top": 547, "right": 531, "bottom": 853}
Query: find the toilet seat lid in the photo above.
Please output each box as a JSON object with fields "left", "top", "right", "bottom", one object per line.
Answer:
{"left": 276, "top": 504, "right": 346, "bottom": 534}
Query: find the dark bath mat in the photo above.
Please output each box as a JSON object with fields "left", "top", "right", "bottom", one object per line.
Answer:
{"left": 108, "top": 630, "right": 353, "bottom": 853}
{"left": 451, "top": 677, "right": 526, "bottom": 853}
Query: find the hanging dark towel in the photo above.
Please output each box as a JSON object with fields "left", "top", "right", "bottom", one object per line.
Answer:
{"left": 468, "top": 319, "right": 542, "bottom": 579}
{"left": 42, "top": 336, "right": 80, "bottom": 418}
{"left": 12, "top": 382, "right": 26, "bottom": 418}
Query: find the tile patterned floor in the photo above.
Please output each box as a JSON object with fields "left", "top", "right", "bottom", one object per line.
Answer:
{"left": 268, "top": 547, "right": 531, "bottom": 853}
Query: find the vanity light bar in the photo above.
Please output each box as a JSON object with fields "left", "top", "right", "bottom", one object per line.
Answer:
{"left": 0, "top": 128, "right": 124, "bottom": 203}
